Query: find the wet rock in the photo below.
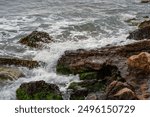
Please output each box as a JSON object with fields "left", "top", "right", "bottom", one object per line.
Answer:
{"left": 19, "top": 31, "right": 53, "bottom": 48}
{"left": 57, "top": 40, "right": 150, "bottom": 99}
{"left": 124, "top": 18, "right": 139, "bottom": 26}
{"left": 138, "top": 20, "right": 150, "bottom": 29}
{"left": 127, "top": 26, "right": 150, "bottom": 40}
{"left": 0, "top": 67, "right": 24, "bottom": 81}
{"left": 16, "top": 80, "right": 62, "bottom": 100}
{"left": 0, "top": 57, "right": 42, "bottom": 69}
{"left": 127, "top": 52, "right": 150, "bottom": 72}
{"left": 141, "top": 0, "right": 150, "bottom": 3}
{"left": 106, "top": 81, "right": 138, "bottom": 100}
{"left": 68, "top": 80, "right": 106, "bottom": 100}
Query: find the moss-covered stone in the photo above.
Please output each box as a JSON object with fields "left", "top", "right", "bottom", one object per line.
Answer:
{"left": 16, "top": 80, "right": 62, "bottom": 100}
{"left": 68, "top": 80, "right": 106, "bottom": 100}
{"left": 56, "top": 64, "right": 72, "bottom": 75}
{"left": 79, "top": 72, "right": 98, "bottom": 80}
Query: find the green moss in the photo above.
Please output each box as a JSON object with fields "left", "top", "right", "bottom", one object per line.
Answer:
{"left": 79, "top": 72, "right": 98, "bottom": 80}
{"left": 16, "top": 88, "right": 32, "bottom": 100}
{"left": 56, "top": 64, "right": 72, "bottom": 75}
{"left": 16, "top": 88, "right": 62, "bottom": 100}
{"left": 68, "top": 82, "right": 81, "bottom": 90}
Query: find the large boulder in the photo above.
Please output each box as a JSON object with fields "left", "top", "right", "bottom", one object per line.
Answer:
{"left": 0, "top": 67, "right": 24, "bottom": 81}
{"left": 57, "top": 40, "right": 150, "bottom": 99}
{"left": 16, "top": 80, "right": 62, "bottom": 100}
{"left": 0, "top": 57, "right": 42, "bottom": 69}
{"left": 19, "top": 31, "right": 53, "bottom": 48}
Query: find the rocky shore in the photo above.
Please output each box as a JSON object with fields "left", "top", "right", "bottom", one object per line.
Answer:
{"left": 0, "top": 1, "right": 150, "bottom": 100}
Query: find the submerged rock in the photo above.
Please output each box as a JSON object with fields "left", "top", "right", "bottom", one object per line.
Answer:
{"left": 0, "top": 67, "right": 24, "bottom": 81}
{"left": 19, "top": 31, "right": 53, "bottom": 48}
{"left": 16, "top": 80, "right": 62, "bottom": 100}
{"left": 0, "top": 57, "right": 41, "bottom": 69}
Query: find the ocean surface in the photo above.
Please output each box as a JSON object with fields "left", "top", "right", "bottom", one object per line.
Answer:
{"left": 0, "top": 0, "right": 149, "bottom": 99}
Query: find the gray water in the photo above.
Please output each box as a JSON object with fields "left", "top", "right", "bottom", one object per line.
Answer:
{"left": 0, "top": 0, "right": 149, "bottom": 99}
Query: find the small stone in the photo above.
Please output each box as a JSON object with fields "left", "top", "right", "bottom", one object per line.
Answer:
{"left": 19, "top": 31, "right": 53, "bottom": 48}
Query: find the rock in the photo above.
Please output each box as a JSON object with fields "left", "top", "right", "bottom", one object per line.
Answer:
{"left": 127, "top": 26, "right": 150, "bottom": 40}
{"left": 19, "top": 31, "right": 53, "bottom": 48}
{"left": 127, "top": 52, "right": 150, "bottom": 72}
{"left": 57, "top": 40, "right": 150, "bottom": 99}
{"left": 138, "top": 20, "right": 150, "bottom": 29}
{"left": 113, "top": 88, "right": 138, "bottom": 100}
{"left": 106, "top": 81, "right": 138, "bottom": 100}
{"left": 68, "top": 80, "right": 106, "bottom": 100}
{"left": 141, "top": 0, "right": 150, "bottom": 3}
{"left": 0, "top": 57, "right": 42, "bottom": 69}
{"left": 124, "top": 18, "right": 139, "bottom": 26}
{"left": 16, "top": 80, "right": 62, "bottom": 100}
{"left": 0, "top": 67, "right": 24, "bottom": 81}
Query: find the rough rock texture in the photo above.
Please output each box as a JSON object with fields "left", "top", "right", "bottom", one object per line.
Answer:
{"left": 57, "top": 40, "right": 150, "bottom": 99}
{"left": 16, "top": 80, "right": 62, "bottom": 100}
{"left": 138, "top": 20, "right": 150, "bottom": 29}
{"left": 0, "top": 67, "right": 24, "bottom": 81}
{"left": 0, "top": 57, "right": 41, "bottom": 69}
{"left": 19, "top": 31, "right": 53, "bottom": 48}
{"left": 127, "top": 26, "right": 150, "bottom": 40}
{"left": 105, "top": 81, "right": 138, "bottom": 100}
{"left": 127, "top": 52, "right": 150, "bottom": 72}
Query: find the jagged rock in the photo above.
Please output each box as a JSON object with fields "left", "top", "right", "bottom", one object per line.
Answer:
{"left": 127, "top": 52, "right": 150, "bottom": 72}
{"left": 57, "top": 40, "right": 150, "bottom": 99}
{"left": 127, "top": 26, "right": 150, "bottom": 40}
{"left": 105, "top": 81, "right": 138, "bottom": 100}
{"left": 0, "top": 57, "right": 42, "bottom": 69}
{"left": 141, "top": 0, "right": 150, "bottom": 3}
{"left": 138, "top": 20, "right": 150, "bottom": 29}
{"left": 0, "top": 67, "right": 24, "bottom": 81}
{"left": 16, "top": 80, "right": 62, "bottom": 100}
{"left": 19, "top": 31, "right": 53, "bottom": 48}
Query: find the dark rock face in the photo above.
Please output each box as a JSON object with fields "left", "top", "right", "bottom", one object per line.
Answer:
{"left": 138, "top": 20, "right": 150, "bottom": 29}
{"left": 0, "top": 67, "right": 24, "bottom": 81}
{"left": 16, "top": 80, "right": 62, "bottom": 100}
{"left": 57, "top": 40, "right": 150, "bottom": 100}
{"left": 0, "top": 57, "right": 41, "bottom": 69}
{"left": 19, "top": 31, "right": 53, "bottom": 48}
{"left": 127, "top": 26, "right": 150, "bottom": 40}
